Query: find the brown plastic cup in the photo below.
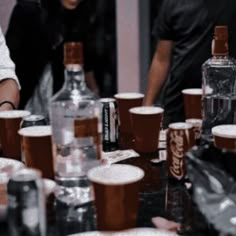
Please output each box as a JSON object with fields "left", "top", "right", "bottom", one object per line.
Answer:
{"left": 18, "top": 126, "right": 54, "bottom": 179}
{"left": 185, "top": 119, "right": 202, "bottom": 141}
{"left": 182, "top": 89, "right": 202, "bottom": 119}
{"left": 129, "top": 106, "right": 164, "bottom": 153}
{"left": 0, "top": 110, "right": 30, "bottom": 160}
{"left": 212, "top": 125, "right": 236, "bottom": 150}
{"left": 88, "top": 164, "right": 144, "bottom": 231}
{"left": 114, "top": 93, "right": 144, "bottom": 149}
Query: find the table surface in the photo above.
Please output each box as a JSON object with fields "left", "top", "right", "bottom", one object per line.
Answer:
{"left": 0, "top": 151, "right": 216, "bottom": 236}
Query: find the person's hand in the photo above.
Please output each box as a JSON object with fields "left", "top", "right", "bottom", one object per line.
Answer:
{"left": 0, "top": 79, "right": 19, "bottom": 110}
{"left": 0, "top": 104, "right": 12, "bottom": 111}
{"left": 0, "top": 101, "right": 16, "bottom": 111}
{"left": 152, "top": 217, "right": 181, "bottom": 232}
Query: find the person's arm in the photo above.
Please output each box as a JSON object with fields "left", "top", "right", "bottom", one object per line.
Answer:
{"left": 6, "top": 1, "right": 45, "bottom": 108}
{"left": 0, "top": 27, "right": 20, "bottom": 110}
{"left": 143, "top": 40, "right": 173, "bottom": 106}
{"left": 0, "top": 79, "right": 19, "bottom": 110}
{"left": 83, "top": 7, "right": 100, "bottom": 97}
{"left": 85, "top": 71, "right": 100, "bottom": 96}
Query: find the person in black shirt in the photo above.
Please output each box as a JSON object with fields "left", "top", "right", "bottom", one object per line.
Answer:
{"left": 143, "top": 0, "right": 236, "bottom": 127}
{"left": 48, "top": 0, "right": 99, "bottom": 95}
{"left": 6, "top": 0, "right": 49, "bottom": 109}
{"left": 6, "top": 0, "right": 99, "bottom": 109}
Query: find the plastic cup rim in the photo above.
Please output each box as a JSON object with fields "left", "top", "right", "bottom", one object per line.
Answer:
{"left": 169, "top": 122, "right": 193, "bottom": 130}
{"left": 182, "top": 88, "right": 202, "bottom": 95}
{"left": 0, "top": 110, "right": 30, "bottom": 119}
{"left": 114, "top": 92, "right": 144, "bottom": 100}
{"left": 88, "top": 164, "right": 144, "bottom": 186}
{"left": 18, "top": 125, "right": 52, "bottom": 137}
{"left": 129, "top": 106, "right": 164, "bottom": 115}
{"left": 212, "top": 125, "right": 236, "bottom": 139}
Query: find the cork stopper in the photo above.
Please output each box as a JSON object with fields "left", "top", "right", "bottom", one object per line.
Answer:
{"left": 212, "top": 26, "right": 229, "bottom": 56}
{"left": 64, "top": 42, "right": 84, "bottom": 65}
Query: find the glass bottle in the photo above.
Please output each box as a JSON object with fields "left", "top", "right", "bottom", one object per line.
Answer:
{"left": 201, "top": 26, "right": 236, "bottom": 142}
{"left": 49, "top": 42, "right": 100, "bottom": 233}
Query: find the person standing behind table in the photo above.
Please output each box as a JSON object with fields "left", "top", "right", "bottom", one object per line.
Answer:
{"left": 6, "top": 0, "right": 99, "bottom": 112}
{"left": 6, "top": 0, "right": 51, "bottom": 110}
{"left": 46, "top": 0, "right": 100, "bottom": 96}
{"left": 143, "top": 0, "right": 236, "bottom": 128}
{"left": 0, "top": 26, "right": 20, "bottom": 111}
{"left": 92, "top": 0, "right": 117, "bottom": 97}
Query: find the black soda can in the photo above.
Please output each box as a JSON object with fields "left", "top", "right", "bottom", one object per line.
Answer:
{"left": 100, "top": 98, "right": 119, "bottom": 152}
{"left": 7, "top": 168, "right": 46, "bottom": 236}
{"left": 20, "top": 115, "right": 47, "bottom": 128}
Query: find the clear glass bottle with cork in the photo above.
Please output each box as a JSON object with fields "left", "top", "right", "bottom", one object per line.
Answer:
{"left": 201, "top": 25, "right": 236, "bottom": 142}
{"left": 52, "top": 42, "right": 97, "bottom": 102}
{"left": 49, "top": 41, "right": 101, "bottom": 200}
{"left": 49, "top": 42, "right": 99, "bottom": 234}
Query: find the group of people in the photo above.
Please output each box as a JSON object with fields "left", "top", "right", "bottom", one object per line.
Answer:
{"left": 6, "top": 0, "right": 100, "bottom": 111}
{"left": 1, "top": 0, "right": 236, "bottom": 128}
{"left": 143, "top": 0, "right": 236, "bottom": 127}
{"left": 0, "top": 0, "right": 116, "bottom": 114}
{"left": 0, "top": 0, "right": 100, "bottom": 114}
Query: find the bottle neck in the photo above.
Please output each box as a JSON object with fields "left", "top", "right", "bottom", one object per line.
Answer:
{"left": 63, "top": 64, "right": 86, "bottom": 91}
{"left": 212, "top": 39, "right": 229, "bottom": 56}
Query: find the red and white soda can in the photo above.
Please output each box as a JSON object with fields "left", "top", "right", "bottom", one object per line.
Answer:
{"left": 166, "top": 122, "right": 195, "bottom": 180}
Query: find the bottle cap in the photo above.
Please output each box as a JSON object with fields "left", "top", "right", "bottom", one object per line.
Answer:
{"left": 64, "top": 42, "right": 84, "bottom": 65}
{"left": 214, "top": 25, "right": 228, "bottom": 41}
{"left": 212, "top": 25, "right": 229, "bottom": 55}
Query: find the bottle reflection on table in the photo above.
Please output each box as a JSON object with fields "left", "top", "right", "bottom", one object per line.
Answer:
{"left": 165, "top": 181, "right": 193, "bottom": 234}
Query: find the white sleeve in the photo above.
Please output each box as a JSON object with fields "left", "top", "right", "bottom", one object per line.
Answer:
{"left": 0, "top": 27, "right": 21, "bottom": 89}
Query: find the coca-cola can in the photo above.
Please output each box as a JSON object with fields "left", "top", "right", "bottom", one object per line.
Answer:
{"left": 166, "top": 122, "right": 195, "bottom": 180}
{"left": 100, "top": 98, "right": 119, "bottom": 152}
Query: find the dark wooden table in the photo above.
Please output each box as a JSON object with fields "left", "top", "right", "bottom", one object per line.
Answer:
{"left": 0, "top": 150, "right": 216, "bottom": 236}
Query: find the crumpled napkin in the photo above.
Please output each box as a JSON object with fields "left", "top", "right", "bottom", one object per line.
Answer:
{"left": 102, "top": 149, "right": 140, "bottom": 164}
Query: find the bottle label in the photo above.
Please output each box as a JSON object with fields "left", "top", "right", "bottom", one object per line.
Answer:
{"left": 169, "top": 130, "right": 185, "bottom": 180}
{"left": 0, "top": 184, "right": 7, "bottom": 205}
{"left": 74, "top": 117, "right": 98, "bottom": 138}
{"left": 74, "top": 117, "right": 101, "bottom": 159}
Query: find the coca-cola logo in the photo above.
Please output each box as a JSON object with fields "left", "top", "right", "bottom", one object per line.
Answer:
{"left": 169, "top": 130, "right": 184, "bottom": 180}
